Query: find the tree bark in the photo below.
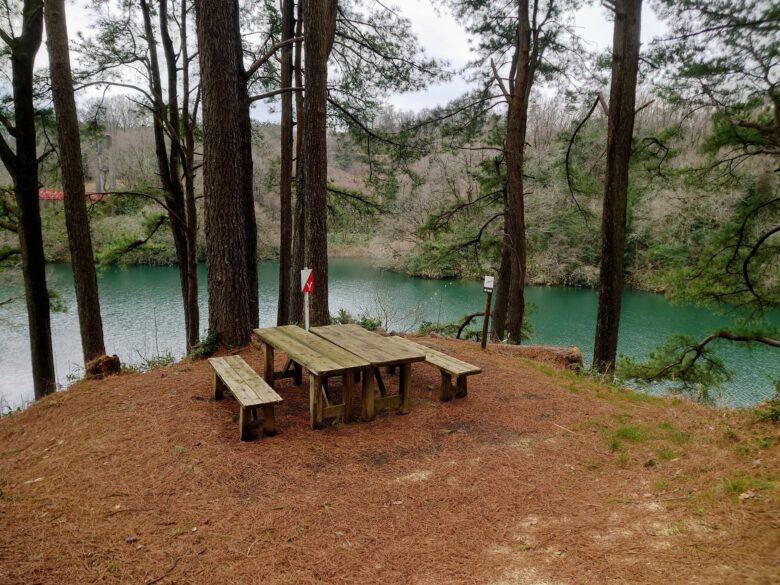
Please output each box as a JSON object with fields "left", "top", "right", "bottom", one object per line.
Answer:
{"left": 159, "top": 0, "right": 200, "bottom": 351}
{"left": 277, "top": 0, "right": 294, "bottom": 325}
{"left": 45, "top": 0, "right": 106, "bottom": 363}
{"left": 301, "top": 0, "right": 336, "bottom": 326}
{"left": 504, "top": 0, "right": 532, "bottom": 343}
{"left": 491, "top": 194, "right": 511, "bottom": 341}
{"left": 593, "top": 0, "right": 642, "bottom": 373}
{"left": 290, "top": 0, "right": 306, "bottom": 325}
{"left": 7, "top": 0, "right": 56, "bottom": 399}
{"left": 179, "top": 0, "right": 200, "bottom": 349}
{"left": 195, "top": 0, "right": 258, "bottom": 345}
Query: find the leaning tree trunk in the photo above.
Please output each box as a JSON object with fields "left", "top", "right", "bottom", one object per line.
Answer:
{"left": 277, "top": 0, "right": 294, "bottom": 325}
{"left": 301, "top": 0, "right": 336, "bottom": 326}
{"left": 159, "top": 0, "right": 199, "bottom": 351}
{"left": 12, "top": 0, "right": 56, "bottom": 399}
{"left": 592, "top": 0, "right": 642, "bottom": 374}
{"left": 504, "top": 0, "right": 532, "bottom": 344}
{"left": 45, "top": 0, "right": 106, "bottom": 364}
{"left": 195, "top": 0, "right": 258, "bottom": 345}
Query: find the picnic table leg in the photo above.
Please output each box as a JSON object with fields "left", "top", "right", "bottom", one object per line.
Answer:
{"left": 262, "top": 404, "right": 277, "bottom": 436}
{"left": 361, "top": 368, "right": 375, "bottom": 422}
{"left": 440, "top": 371, "right": 453, "bottom": 402}
{"left": 293, "top": 362, "right": 303, "bottom": 385}
{"left": 455, "top": 376, "right": 468, "bottom": 398}
{"left": 399, "top": 363, "right": 411, "bottom": 415}
{"left": 213, "top": 374, "right": 226, "bottom": 400}
{"left": 262, "top": 343, "right": 275, "bottom": 389}
{"left": 343, "top": 372, "right": 354, "bottom": 423}
{"left": 310, "top": 374, "right": 324, "bottom": 430}
{"left": 239, "top": 406, "right": 252, "bottom": 441}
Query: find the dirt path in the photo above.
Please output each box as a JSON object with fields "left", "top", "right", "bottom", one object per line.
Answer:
{"left": 1, "top": 337, "right": 777, "bottom": 584}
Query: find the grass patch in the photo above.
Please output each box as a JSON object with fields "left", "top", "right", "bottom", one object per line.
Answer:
{"left": 614, "top": 424, "right": 649, "bottom": 443}
{"left": 657, "top": 446, "right": 678, "bottom": 461}
{"left": 653, "top": 479, "right": 669, "bottom": 491}
{"left": 721, "top": 474, "right": 777, "bottom": 497}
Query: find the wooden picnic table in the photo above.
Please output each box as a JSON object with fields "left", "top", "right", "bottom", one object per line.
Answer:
{"left": 253, "top": 325, "right": 371, "bottom": 429}
{"left": 310, "top": 324, "right": 425, "bottom": 420}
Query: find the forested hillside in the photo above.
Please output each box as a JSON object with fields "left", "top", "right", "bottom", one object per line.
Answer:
{"left": 0, "top": 93, "right": 763, "bottom": 298}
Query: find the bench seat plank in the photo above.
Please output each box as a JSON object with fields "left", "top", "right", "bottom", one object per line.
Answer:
{"left": 209, "top": 356, "right": 282, "bottom": 406}
{"left": 385, "top": 336, "right": 482, "bottom": 376}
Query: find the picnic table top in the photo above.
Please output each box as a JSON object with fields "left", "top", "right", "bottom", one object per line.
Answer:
{"left": 253, "top": 325, "right": 370, "bottom": 377}
{"left": 311, "top": 324, "right": 426, "bottom": 367}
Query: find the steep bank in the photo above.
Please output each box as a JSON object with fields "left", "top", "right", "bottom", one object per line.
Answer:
{"left": 1, "top": 337, "right": 777, "bottom": 584}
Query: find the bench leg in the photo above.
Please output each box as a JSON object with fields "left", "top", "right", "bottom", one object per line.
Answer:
{"left": 354, "top": 370, "right": 361, "bottom": 384}
{"left": 387, "top": 365, "right": 396, "bottom": 376}
{"left": 399, "top": 363, "right": 411, "bottom": 414}
{"left": 310, "top": 375, "right": 324, "bottom": 430}
{"left": 361, "top": 368, "right": 375, "bottom": 422}
{"left": 262, "top": 404, "right": 277, "bottom": 436}
{"left": 343, "top": 373, "right": 354, "bottom": 423}
{"left": 455, "top": 376, "right": 468, "bottom": 398}
{"left": 440, "top": 371, "right": 453, "bottom": 402}
{"left": 262, "top": 343, "right": 275, "bottom": 388}
{"left": 214, "top": 374, "right": 226, "bottom": 400}
{"left": 294, "top": 361, "right": 303, "bottom": 385}
{"left": 239, "top": 406, "right": 254, "bottom": 441}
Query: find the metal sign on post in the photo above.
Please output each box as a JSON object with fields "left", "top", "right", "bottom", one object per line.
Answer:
{"left": 301, "top": 268, "right": 313, "bottom": 330}
{"left": 481, "top": 275, "right": 494, "bottom": 349}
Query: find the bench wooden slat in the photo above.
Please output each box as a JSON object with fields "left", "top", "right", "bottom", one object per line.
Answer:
{"left": 385, "top": 336, "right": 482, "bottom": 376}
{"left": 208, "top": 356, "right": 282, "bottom": 406}
{"left": 223, "top": 355, "right": 283, "bottom": 404}
{"left": 311, "top": 324, "right": 425, "bottom": 366}
{"left": 254, "top": 326, "right": 370, "bottom": 376}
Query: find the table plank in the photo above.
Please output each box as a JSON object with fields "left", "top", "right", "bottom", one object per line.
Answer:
{"left": 311, "top": 324, "right": 425, "bottom": 366}
{"left": 253, "top": 325, "right": 369, "bottom": 376}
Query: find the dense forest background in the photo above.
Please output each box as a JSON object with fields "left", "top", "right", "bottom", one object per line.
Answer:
{"left": 0, "top": 92, "right": 752, "bottom": 294}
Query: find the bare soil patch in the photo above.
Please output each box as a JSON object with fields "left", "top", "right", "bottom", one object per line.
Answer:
{"left": 1, "top": 337, "right": 777, "bottom": 584}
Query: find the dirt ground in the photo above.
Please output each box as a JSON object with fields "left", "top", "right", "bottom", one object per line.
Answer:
{"left": 1, "top": 337, "right": 778, "bottom": 584}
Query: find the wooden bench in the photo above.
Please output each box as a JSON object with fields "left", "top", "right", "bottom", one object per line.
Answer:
{"left": 385, "top": 336, "right": 482, "bottom": 402}
{"left": 208, "top": 356, "right": 283, "bottom": 441}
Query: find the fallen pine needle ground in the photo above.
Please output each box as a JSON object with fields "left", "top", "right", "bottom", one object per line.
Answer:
{"left": 1, "top": 336, "right": 777, "bottom": 584}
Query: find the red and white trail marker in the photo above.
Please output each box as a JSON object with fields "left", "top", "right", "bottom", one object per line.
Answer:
{"left": 301, "top": 268, "right": 314, "bottom": 293}
{"left": 301, "top": 268, "right": 313, "bottom": 330}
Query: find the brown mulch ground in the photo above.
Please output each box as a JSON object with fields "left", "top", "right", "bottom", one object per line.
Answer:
{"left": 1, "top": 337, "right": 778, "bottom": 585}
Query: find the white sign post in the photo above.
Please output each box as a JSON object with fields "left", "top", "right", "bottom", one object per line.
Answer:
{"left": 481, "top": 275, "right": 494, "bottom": 349}
{"left": 301, "top": 267, "right": 314, "bottom": 331}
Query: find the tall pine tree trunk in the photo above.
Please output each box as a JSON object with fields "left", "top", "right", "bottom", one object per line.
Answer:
{"left": 504, "top": 0, "right": 532, "bottom": 344}
{"left": 195, "top": 0, "right": 258, "bottom": 345}
{"left": 45, "top": 0, "right": 106, "bottom": 363}
{"left": 593, "top": 0, "right": 642, "bottom": 373}
{"left": 11, "top": 0, "right": 56, "bottom": 399}
{"left": 277, "top": 0, "right": 294, "bottom": 325}
{"left": 301, "top": 0, "right": 336, "bottom": 325}
{"left": 290, "top": 0, "right": 306, "bottom": 325}
{"left": 180, "top": 0, "right": 200, "bottom": 348}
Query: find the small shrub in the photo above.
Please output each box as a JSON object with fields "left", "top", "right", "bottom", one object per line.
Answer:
{"left": 190, "top": 332, "right": 219, "bottom": 359}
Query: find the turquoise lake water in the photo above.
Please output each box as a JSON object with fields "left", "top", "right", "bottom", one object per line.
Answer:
{"left": 0, "top": 259, "right": 777, "bottom": 408}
